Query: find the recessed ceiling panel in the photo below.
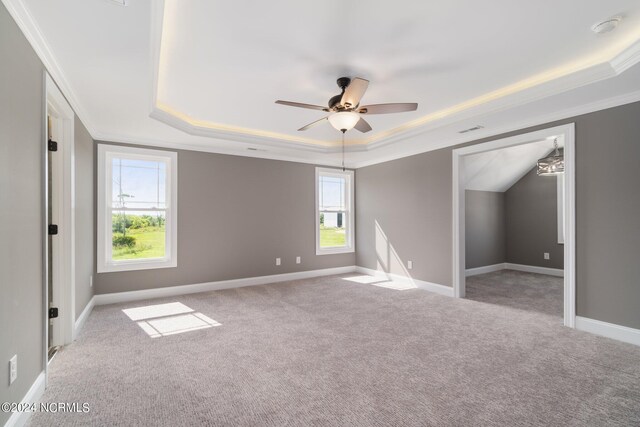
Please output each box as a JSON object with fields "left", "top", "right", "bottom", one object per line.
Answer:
{"left": 156, "top": 0, "right": 640, "bottom": 143}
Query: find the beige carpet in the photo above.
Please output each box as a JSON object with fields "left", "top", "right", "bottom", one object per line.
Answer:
{"left": 466, "top": 270, "right": 563, "bottom": 319}
{"left": 29, "top": 274, "right": 640, "bottom": 426}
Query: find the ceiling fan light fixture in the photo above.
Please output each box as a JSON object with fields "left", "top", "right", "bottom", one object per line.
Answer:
{"left": 537, "top": 138, "right": 564, "bottom": 176}
{"left": 328, "top": 111, "right": 360, "bottom": 132}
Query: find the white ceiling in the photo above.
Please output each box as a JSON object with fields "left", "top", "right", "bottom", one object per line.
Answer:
{"left": 5, "top": 0, "right": 640, "bottom": 167}
{"left": 464, "top": 138, "right": 563, "bottom": 192}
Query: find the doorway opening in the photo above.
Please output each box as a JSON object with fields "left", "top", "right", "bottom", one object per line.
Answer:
{"left": 44, "top": 73, "right": 75, "bottom": 368}
{"left": 452, "top": 124, "right": 575, "bottom": 328}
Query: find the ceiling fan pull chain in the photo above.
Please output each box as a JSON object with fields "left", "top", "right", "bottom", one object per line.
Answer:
{"left": 341, "top": 130, "right": 346, "bottom": 171}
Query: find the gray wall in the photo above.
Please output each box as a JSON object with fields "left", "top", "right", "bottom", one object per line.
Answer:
{"left": 1, "top": 4, "right": 94, "bottom": 421}
{"left": 505, "top": 168, "right": 563, "bottom": 269}
{"left": 355, "top": 149, "right": 452, "bottom": 286}
{"left": 356, "top": 101, "right": 640, "bottom": 330}
{"left": 0, "top": 4, "right": 46, "bottom": 423}
{"left": 75, "top": 119, "right": 95, "bottom": 317}
{"left": 95, "top": 143, "right": 355, "bottom": 294}
{"left": 465, "top": 191, "right": 506, "bottom": 269}
{"left": 575, "top": 103, "right": 640, "bottom": 330}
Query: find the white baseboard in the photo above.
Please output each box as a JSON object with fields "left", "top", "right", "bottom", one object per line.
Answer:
{"left": 73, "top": 295, "right": 95, "bottom": 340}
{"left": 4, "top": 371, "right": 45, "bottom": 427}
{"left": 465, "top": 263, "right": 505, "bottom": 277}
{"left": 465, "top": 262, "right": 564, "bottom": 277}
{"left": 94, "top": 266, "right": 357, "bottom": 306}
{"left": 575, "top": 316, "right": 640, "bottom": 347}
{"left": 355, "top": 266, "right": 454, "bottom": 297}
{"left": 505, "top": 263, "right": 564, "bottom": 277}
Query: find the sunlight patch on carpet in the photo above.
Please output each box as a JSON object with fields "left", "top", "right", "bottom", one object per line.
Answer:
{"left": 123, "top": 302, "right": 221, "bottom": 338}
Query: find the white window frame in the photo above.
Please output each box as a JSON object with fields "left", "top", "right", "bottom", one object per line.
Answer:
{"left": 97, "top": 144, "right": 178, "bottom": 272}
{"left": 315, "top": 167, "right": 355, "bottom": 255}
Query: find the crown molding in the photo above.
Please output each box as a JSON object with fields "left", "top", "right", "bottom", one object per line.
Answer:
{"left": 92, "top": 131, "right": 347, "bottom": 167}
{"left": 96, "top": 88, "right": 640, "bottom": 169}
{"left": 1, "top": 0, "right": 97, "bottom": 135}
{"left": 149, "top": 106, "right": 337, "bottom": 153}
{"left": 610, "top": 37, "right": 640, "bottom": 74}
{"left": 350, "top": 89, "right": 640, "bottom": 168}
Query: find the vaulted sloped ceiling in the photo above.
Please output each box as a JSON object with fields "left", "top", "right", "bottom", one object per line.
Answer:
{"left": 464, "top": 139, "right": 563, "bottom": 192}
{"left": 5, "top": 0, "right": 640, "bottom": 167}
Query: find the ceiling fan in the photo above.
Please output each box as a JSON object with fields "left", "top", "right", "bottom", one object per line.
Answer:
{"left": 275, "top": 77, "right": 418, "bottom": 133}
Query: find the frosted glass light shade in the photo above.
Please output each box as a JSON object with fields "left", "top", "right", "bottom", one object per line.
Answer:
{"left": 328, "top": 112, "right": 360, "bottom": 131}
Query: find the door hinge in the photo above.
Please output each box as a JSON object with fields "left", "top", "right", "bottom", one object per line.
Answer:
{"left": 48, "top": 224, "right": 58, "bottom": 235}
{"left": 48, "top": 307, "right": 59, "bottom": 319}
{"left": 48, "top": 139, "right": 58, "bottom": 151}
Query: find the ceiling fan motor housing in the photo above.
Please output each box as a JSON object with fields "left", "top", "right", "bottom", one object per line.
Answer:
{"left": 328, "top": 94, "right": 343, "bottom": 110}
{"left": 328, "top": 77, "right": 352, "bottom": 110}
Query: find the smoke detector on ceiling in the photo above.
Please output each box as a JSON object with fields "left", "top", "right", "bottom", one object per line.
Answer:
{"left": 591, "top": 16, "right": 622, "bottom": 34}
{"left": 107, "top": 0, "right": 127, "bottom": 6}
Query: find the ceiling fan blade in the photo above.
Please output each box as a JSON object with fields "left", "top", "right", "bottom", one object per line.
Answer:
{"left": 354, "top": 117, "right": 372, "bottom": 133}
{"left": 276, "top": 100, "right": 329, "bottom": 111}
{"left": 298, "top": 117, "right": 328, "bottom": 131}
{"left": 340, "top": 78, "right": 369, "bottom": 108}
{"left": 358, "top": 103, "right": 418, "bottom": 114}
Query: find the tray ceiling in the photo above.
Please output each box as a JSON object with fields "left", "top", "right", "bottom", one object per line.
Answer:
{"left": 6, "top": 0, "right": 640, "bottom": 166}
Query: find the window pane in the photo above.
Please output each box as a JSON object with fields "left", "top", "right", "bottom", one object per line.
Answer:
{"left": 319, "top": 212, "right": 346, "bottom": 248}
{"left": 112, "top": 210, "right": 166, "bottom": 261}
{"left": 319, "top": 175, "right": 345, "bottom": 211}
{"left": 111, "top": 158, "right": 166, "bottom": 209}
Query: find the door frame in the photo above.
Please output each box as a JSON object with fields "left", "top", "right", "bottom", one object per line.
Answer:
{"left": 452, "top": 124, "right": 576, "bottom": 328}
{"left": 44, "top": 73, "right": 75, "bottom": 368}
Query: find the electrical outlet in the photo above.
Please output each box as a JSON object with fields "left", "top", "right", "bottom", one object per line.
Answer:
{"left": 544, "top": 253, "right": 550, "bottom": 260}
{"left": 89, "top": 275, "right": 93, "bottom": 287}
{"left": 276, "top": 258, "right": 281, "bottom": 266}
{"left": 9, "top": 355, "right": 17, "bottom": 385}
{"left": 407, "top": 260, "right": 413, "bottom": 270}
{"left": 296, "top": 256, "right": 301, "bottom": 264}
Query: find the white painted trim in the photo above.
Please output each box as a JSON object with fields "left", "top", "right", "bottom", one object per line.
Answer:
{"left": 4, "top": 371, "right": 46, "bottom": 427}
{"left": 1, "top": 0, "right": 96, "bottom": 135}
{"left": 563, "top": 124, "right": 576, "bottom": 328}
{"left": 97, "top": 144, "right": 178, "bottom": 273}
{"left": 576, "top": 316, "right": 640, "bottom": 347}
{"left": 452, "top": 124, "right": 576, "bottom": 328}
{"left": 355, "top": 266, "right": 454, "bottom": 297}
{"left": 465, "top": 263, "right": 564, "bottom": 277}
{"left": 73, "top": 296, "right": 95, "bottom": 340}
{"left": 557, "top": 174, "right": 565, "bottom": 244}
{"left": 315, "top": 167, "right": 355, "bottom": 256}
{"left": 504, "top": 263, "right": 564, "bottom": 277}
{"left": 45, "top": 73, "right": 75, "bottom": 348}
{"left": 465, "top": 263, "right": 505, "bottom": 277}
{"left": 93, "top": 266, "right": 357, "bottom": 305}
{"left": 350, "top": 89, "right": 640, "bottom": 169}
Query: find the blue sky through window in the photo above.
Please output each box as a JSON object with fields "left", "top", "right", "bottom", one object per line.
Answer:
{"left": 112, "top": 158, "right": 166, "bottom": 210}
{"left": 319, "top": 176, "right": 345, "bottom": 211}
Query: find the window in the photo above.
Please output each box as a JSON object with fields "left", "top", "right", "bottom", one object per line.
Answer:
{"left": 97, "top": 145, "right": 177, "bottom": 272}
{"left": 315, "top": 167, "right": 354, "bottom": 255}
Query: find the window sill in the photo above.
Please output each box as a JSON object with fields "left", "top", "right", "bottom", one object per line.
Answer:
{"left": 316, "top": 247, "right": 355, "bottom": 256}
{"left": 97, "top": 259, "right": 177, "bottom": 273}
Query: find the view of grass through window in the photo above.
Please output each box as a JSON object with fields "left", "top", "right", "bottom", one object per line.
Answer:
{"left": 112, "top": 212, "right": 166, "bottom": 260}
{"left": 320, "top": 213, "right": 346, "bottom": 247}
{"left": 111, "top": 157, "right": 167, "bottom": 261}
